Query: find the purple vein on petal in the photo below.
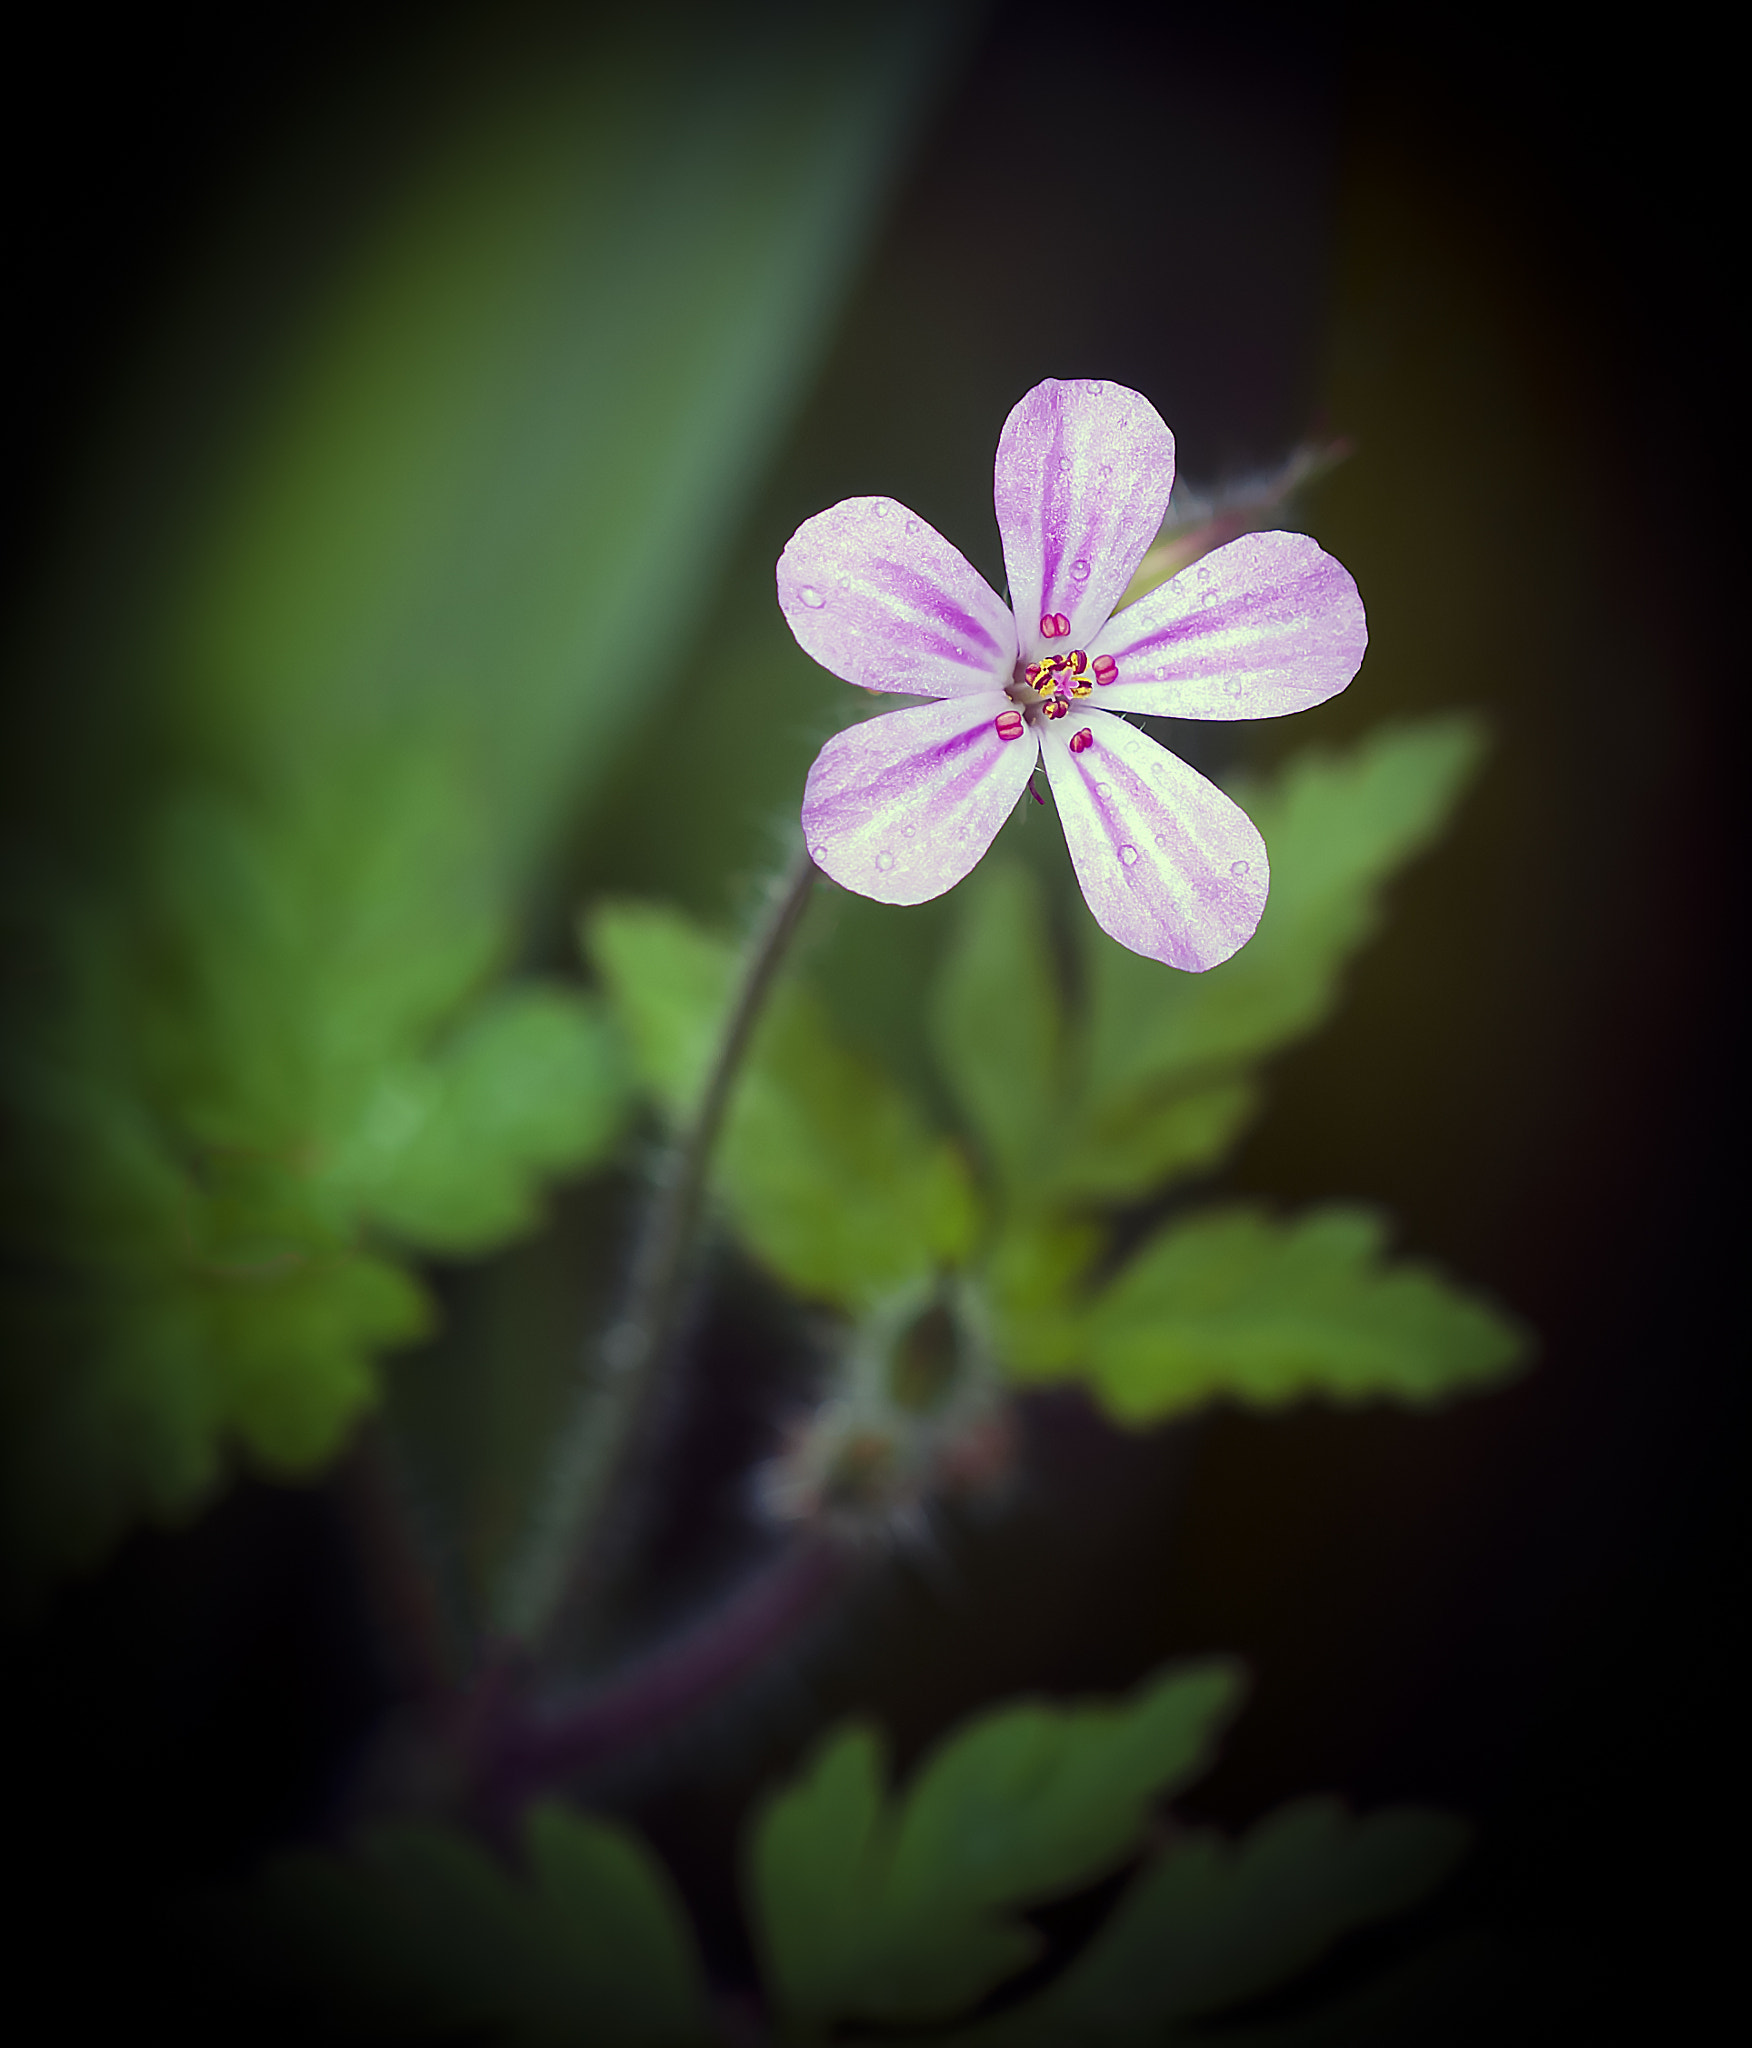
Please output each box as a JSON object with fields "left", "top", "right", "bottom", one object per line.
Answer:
{"left": 801, "top": 693, "right": 1037, "bottom": 906}
{"left": 1092, "top": 531, "right": 1367, "bottom": 722}
{"left": 1040, "top": 709, "right": 1267, "bottom": 970}
{"left": 778, "top": 497, "right": 1017, "bottom": 698}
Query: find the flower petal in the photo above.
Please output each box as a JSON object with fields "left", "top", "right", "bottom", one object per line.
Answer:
{"left": 1041, "top": 709, "right": 1267, "bottom": 971}
{"left": 1091, "top": 531, "right": 1366, "bottom": 720}
{"left": 778, "top": 496, "right": 1017, "bottom": 698}
{"left": 994, "top": 378, "right": 1175, "bottom": 659}
{"left": 802, "top": 693, "right": 1039, "bottom": 905}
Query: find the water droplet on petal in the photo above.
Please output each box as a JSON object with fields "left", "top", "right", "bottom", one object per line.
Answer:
{"left": 1119, "top": 844, "right": 1139, "bottom": 865}
{"left": 1155, "top": 833, "right": 1169, "bottom": 847}
{"left": 905, "top": 517, "right": 920, "bottom": 534}
{"left": 872, "top": 498, "right": 889, "bottom": 517}
{"left": 1201, "top": 591, "right": 1221, "bottom": 608}
{"left": 1089, "top": 379, "right": 1106, "bottom": 394}
{"left": 1058, "top": 455, "right": 1073, "bottom": 473}
{"left": 1070, "top": 559, "right": 1091, "bottom": 581}
{"left": 1096, "top": 782, "right": 1113, "bottom": 800}
{"left": 799, "top": 587, "right": 825, "bottom": 608}
{"left": 876, "top": 851, "right": 895, "bottom": 873}
{"left": 1196, "top": 564, "right": 1213, "bottom": 583}
{"left": 1230, "top": 859, "right": 1250, "bottom": 876}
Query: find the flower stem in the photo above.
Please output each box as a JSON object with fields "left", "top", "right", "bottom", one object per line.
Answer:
{"left": 496, "top": 845, "right": 820, "bottom": 1655}
{"left": 480, "top": 1535, "right": 846, "bottom": 1819}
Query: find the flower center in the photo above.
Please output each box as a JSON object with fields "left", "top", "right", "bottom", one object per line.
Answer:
{"left": 1007, "top": 647, "right": 1119, "bottom": 720}
{"left": 993, "top": 641, "right": 1120, "bottom": 743}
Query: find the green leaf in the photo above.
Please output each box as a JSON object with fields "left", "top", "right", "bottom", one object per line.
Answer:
{"left": 153, "top": 6, "right": 970, "bottom": 878}
{"left": 248, "top": 1803, "right": 707, "bottom": 2046}
{"left": 588, "top": 900, "right": 977, "bottom": 1308}
{"left": 983, "top": 1213, "right": 1103, "bottom": 1383}
{"left": 931, "top": 863, "right": 1064, "bottom": 1196}
{"left": 4, "top": 4, "right": 962, "bottom": 1583}
{"left": 963, "top": 1798, "right": 1469, "bottom": 2045}
{"left": 1085, "top": 1205, "right": 1530, "bottom": 1426}
{"left": 332, "top": 986, "right": 630, "bottom": 1255}
{"left": 748, "top": 1661, "right": 1243, "bottom": 2033}
{"left": 1057, "top": 719, "right": 1485, "bottom": 1204}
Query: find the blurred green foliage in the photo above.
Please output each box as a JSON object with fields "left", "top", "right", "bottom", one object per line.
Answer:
{"left": 0, "top": 2, "right": 964, "bottom": 1589}
{"left": 244, "top": 1665, "right": 1465, "bottom": 2045}
{"left": 1083, "top": 1205, "right": 1523, "bottom": 1424}
{"left": 955, "top": 1797, "right": 1469, "bottom": 2047}
{"left": 588, "top": 900, "right": 976, "bottom": 1308}
{"left": 593, "top": 719, "right": 1529, "bottom": 1426}
{"left": 750, "top": 1661, "right": 1242, "bottom": 2030}
{"left": 252, "top": 1804, "right": 706, "bottom": 2047}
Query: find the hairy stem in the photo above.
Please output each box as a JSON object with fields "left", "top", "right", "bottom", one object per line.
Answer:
{"left": 497, "top": 845, "right": 820, "bottom": 1654}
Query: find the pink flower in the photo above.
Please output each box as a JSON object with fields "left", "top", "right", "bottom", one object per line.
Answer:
{"left": 777, "top": 378, "right": 1368, "bottom": 970}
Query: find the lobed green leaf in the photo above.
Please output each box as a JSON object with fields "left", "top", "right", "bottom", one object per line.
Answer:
{"left": 251, "top": 1803, "right": 707, "bottom": 2046}
{"left": 3, "top": 3, "right": 958, "bottom": 1582}
{"left": 961, "top": 1797, "right": 1470, "bottom": 2045}
{"left": 589, "top": 900, "right": 976, "bottom": 1309}
{"left": 1058, "top": 718, "right": 1486, "bottom": 1204}
{"left": 747, "top": 1661, "right": 1243, "bottom": 2032}
{"left": 1085, "top": 1205, "right": 1530, "bottom": 1426}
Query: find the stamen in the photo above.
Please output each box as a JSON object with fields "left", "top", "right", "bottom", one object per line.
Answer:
{"left": 1070, "top": 726, "right": 1094, "bottom": 754}
{"left": 1093, "top": 654, "right": 1118, "bottom": 685}
{"left": 1039, "top": 612, "right": 1071, "bottom": 639}
{"left": 1041, "top": 696, "right": 1070, "bottom": 719}
{"left": 994, "top": 709, "right": 1025, "bottom": 742}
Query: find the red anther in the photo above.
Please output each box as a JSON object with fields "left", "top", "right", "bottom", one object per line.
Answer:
{"left": 1052, "top": 613, "right": 1071, "bottom": 637}
{"left": 1092, "top": 655, "right": 1118, "bottom": 685}
{"left": 1069, "top": 726, "right": 1094, "bottom": 754}
{"left": 994, "top": 709, "right": 1026, "bottom": 742}
{"left": 1042, "top": 696, "right": 1069, "bottom": 719}
{"left": 1038, "top": 613, "right": 1065, "bottom": 639}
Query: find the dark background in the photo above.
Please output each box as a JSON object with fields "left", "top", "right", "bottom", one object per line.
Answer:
{"left": 5, "top": 3, "right": 1740, "bottom": 2039}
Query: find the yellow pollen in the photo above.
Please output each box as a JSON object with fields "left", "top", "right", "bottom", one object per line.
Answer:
{"left": 1022, "top": 649, "right": 1096, "bottom": 715}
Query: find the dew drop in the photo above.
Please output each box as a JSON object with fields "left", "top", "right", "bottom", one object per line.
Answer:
{"left": 876, "top": 851, "right": 895, "bottom": 873}
{"left": 905, "top": 517, "right": 921, "bottom": 534}
{"left": 1058, "top": 455, "right": 1073, "bottom": 473}
{"left": 1196, "top": 564, "right": 1212, "bottom": 583}
{"left": 1089, "top": 379, "right": 1106, "bottom": 394}
{"left": 1155, "top": 833, "right": 1169, "bottom": 847}
{"left": 1230, "top": 859, "right": 1250, "bottom": 876}
{"left": 1201, "top": 590, "right": 1221, "bottom": 608}
{"left": 872, "top": 498, "right": 890, "bottom": 517}
{"left": 1119, "top": 844, "right": 1139, "bottom": 865}
{"left": 1070, "top": 558, "right": 1091, "bottom": 581}
{"left": 799, "top": 587, "right": 825, "bottom": 608}
{"left": 1096, "top": 782, "right": 1113, "bottom": 799}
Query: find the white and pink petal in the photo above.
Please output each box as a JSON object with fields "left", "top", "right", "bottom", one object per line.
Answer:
{"left": 994, "top": 379, "right": 1176, "bottom": 660}
{"left": 777, "top": 497, "right": 1017, "bottom": 699}
{"left": 1091, "top": 530, "right": 1366, "bottom": 721}
{"left": 802, "top": 693, "right": 1038, "bottom": 906}
{"left": 1039, "top": 710, "right": 1268, "bottom": 971}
